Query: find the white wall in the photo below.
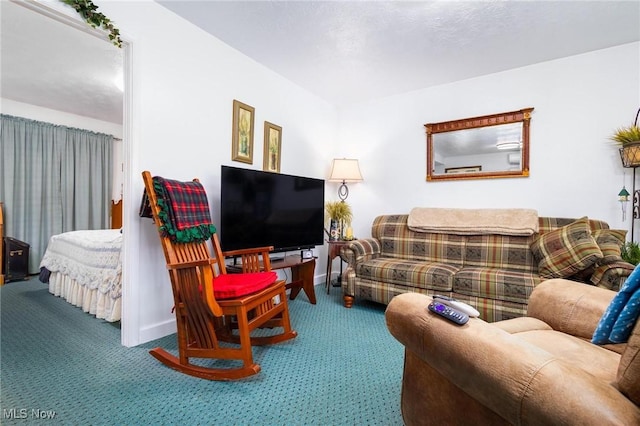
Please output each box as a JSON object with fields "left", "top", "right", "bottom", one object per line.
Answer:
{"left": 98, "top": 1, "right": 337, "bottom": 346}
{"left": 337, "top": 42, "right": 640, "bottom": 245}
{"left": 24, "top": 1, "right": 639, "bottom": 347}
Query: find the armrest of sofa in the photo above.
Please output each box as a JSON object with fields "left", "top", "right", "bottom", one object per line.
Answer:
{"left": 385, "top": 292, "right": 640, "bottom": 425}
{"left": 590, "top": 261, "right": 634, "bottom": 291}
{"left": 340, "top": 238, "right": 381, "bottom": 266}
{"left": 526, "top": 279, "right": 615, "bottom": 341}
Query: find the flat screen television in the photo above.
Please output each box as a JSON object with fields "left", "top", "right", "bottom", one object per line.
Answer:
{"left": 220, "top": 165, "right": 325, "bottom": 255}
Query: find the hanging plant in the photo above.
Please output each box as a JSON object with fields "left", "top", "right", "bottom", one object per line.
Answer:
{"left": 60, "top": 0, "right": 122, "bottom": 48}
{"left": 613, "top": 108, "right": 640, "bottom": 168}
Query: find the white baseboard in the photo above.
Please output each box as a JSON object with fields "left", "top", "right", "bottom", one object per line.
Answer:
{"left": 138, "top": 318, "right": 177, "bottom": 346}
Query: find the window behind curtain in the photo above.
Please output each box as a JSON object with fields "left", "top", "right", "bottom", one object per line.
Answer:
{"left": 0, "top": 114, "right": 113, "bottom": 273}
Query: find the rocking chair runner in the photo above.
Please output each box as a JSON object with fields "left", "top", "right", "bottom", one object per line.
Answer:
{"left": 141, "top": 171, "right": 297, "bottom": 380}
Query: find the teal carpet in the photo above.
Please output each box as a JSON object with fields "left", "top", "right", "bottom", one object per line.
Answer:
{"left": 1, "top": 277, "right": 404, "bottom": 425}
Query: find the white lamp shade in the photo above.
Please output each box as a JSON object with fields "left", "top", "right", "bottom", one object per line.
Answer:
{"left": 328, "top": 158, "right": 363, "bottom": 182}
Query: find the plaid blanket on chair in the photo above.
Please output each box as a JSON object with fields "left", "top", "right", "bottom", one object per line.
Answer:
{"left": 140, "top": 176, "right": 216, "bottom": 243}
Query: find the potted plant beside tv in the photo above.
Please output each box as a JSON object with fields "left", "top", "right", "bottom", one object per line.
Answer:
{"left": 613, "top": 108, "right": 640, "bottom": 168}
{"left": 325, "top": 201, "right": 352, "bottom": 241}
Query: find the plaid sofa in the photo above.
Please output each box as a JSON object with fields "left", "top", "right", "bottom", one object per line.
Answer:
{"left": 340, "top": 214, "right": 633, "bottom": 322}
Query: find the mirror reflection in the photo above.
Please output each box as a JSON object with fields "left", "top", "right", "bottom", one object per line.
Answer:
{"left": 426, "top": 108, "right": 533, "bottom": 181}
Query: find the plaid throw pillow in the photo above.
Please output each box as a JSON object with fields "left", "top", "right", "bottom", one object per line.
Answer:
{"left": 593, "top": 229, "right": 627, "bottom": 265}
{"left": 530, "top": 217, "right": 603, "bottom": 278}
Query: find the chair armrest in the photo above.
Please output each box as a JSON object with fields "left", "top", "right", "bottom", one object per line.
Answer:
{"left": 222, "top": 246, "right": 274, "bottom": 258}
{"left": 340, "top": 238, "right": 381, "bottom": 266}
{"left": 527, "top": 279, "right": 615, "bottom": 340}
{"left": 166, "top": 258, "right": 217, "bottom": 270}
{"left": 222, "top": 246, "right": 274, "bottom": 272}
{"left": 591, "top": 261, "right": 634, "bottom": 291}
{"left": 386, "top": 292, "right": 640, "bottom": 425}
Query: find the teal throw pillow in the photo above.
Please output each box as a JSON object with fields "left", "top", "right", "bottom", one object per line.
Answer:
{"left": 592, "top": 264, "right": 640, "bottom": 344}
{"left": 610, "top": 290, "right": 640, "bottom": 342}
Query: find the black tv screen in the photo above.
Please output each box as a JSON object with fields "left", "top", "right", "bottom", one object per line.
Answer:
{"left": 220, "top": 165, "right": 325, "bottom": 254}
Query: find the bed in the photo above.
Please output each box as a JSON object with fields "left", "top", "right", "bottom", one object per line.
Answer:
{"left": 39, "top": 229, "right": 122, "bottom": 322}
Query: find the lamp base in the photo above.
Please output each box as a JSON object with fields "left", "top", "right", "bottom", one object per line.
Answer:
{"left": 338, "top": 181, "right": 349, "bottom": 201}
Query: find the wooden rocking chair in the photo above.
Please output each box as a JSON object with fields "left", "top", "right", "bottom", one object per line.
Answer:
{"left": 141, "top": 171, "right": 297, "bottom": 380}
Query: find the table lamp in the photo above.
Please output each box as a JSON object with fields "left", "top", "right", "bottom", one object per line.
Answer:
{"left": 328, "top": 158, "right": 363, "bottom": 201}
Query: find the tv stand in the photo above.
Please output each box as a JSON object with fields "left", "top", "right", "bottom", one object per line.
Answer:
{"left": 276, "top": 256, "right": 316, "bottom": 304}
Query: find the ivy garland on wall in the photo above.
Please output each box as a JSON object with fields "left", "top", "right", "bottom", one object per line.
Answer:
{"left": 60, "top": 0, "right": 122, "bottom": 48}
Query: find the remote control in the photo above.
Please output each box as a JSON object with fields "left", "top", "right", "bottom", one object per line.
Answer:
{"left": 433, "top": 295, "right": 480, "bottom": 318}
{"left": 428, "top": 301, "right": 469, "bottom": 325}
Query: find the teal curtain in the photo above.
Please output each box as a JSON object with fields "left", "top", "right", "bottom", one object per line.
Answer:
{"left": 0, "top": 115, "right": 113, "bottom": 274}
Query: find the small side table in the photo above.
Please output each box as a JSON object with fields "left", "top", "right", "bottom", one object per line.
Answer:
{"left": 325, "top": 240, "right": 350, "bottom": 294}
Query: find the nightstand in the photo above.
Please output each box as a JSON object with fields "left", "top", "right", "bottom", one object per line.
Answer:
{"left": 325, "top": 240, "right": 351, "bottom": 294}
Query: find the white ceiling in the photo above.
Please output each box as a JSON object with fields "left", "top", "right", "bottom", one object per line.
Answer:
{"left": 158, "top": 0, "right": 640, "bottom": 105}
{"left": 2, "top": 1, "right": 639, "bottom": 125}
{"left": 1, "top": 0, "right": 124, "bottom": 124}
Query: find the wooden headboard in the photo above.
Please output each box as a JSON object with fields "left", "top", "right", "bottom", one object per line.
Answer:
{"left": 111, "top": 200, "right": 122, "bottom": 229}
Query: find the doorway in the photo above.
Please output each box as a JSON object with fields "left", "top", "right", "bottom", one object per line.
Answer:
{"left": 1, "top": 0, "right": 129, "bottom": 343}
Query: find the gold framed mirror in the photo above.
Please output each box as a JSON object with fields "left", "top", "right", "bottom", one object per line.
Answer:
{"left": 425, "top": 108, "right": 534, "bottom": 181}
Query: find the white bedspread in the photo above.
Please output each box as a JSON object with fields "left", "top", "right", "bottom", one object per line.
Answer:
{"left": 40, "top": 229, "right": 122, "bottom": 321}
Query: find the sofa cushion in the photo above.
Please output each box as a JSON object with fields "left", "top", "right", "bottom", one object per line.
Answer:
{"left": 530, "top": 217, "right": 603, "bottom": 278}
{"left": 372, "top": 215, "right": 465, "bottom": 264}
{"left": 618, "top": 321, "right": 640, "bottom": 406}
{"left": 463, "top": 234, "right": 536, "bottom": 272}
{"left": 516, "top": 329, "right": 620, "bottom": 382}
{"left": 593, "top": 229, "right": 627, "bottom": 265}
{"left": 356, "top": 258, "right": 457, "bottom": 292}
{"left": 453, "top": 267, "right": 542, "bottom": 305}
{"left": 538, "top": 217, "right": 610, "bottom": 234}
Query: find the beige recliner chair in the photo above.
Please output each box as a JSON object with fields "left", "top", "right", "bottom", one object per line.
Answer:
{"left": 385, "top": 279, "right": 640, "bottom": 425}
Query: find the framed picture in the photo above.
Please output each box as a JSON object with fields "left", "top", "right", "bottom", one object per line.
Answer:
{"left": 263, "top": 121, "right": 282, "bottom": 173}
{"left": 444, "top": 165, "right": 482, "bottom": 174}
{"left": 231, "top": 99, "right": 255, "bottom": 164}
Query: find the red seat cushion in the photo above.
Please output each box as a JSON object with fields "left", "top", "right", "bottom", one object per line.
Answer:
{"left": 213, "top": 271, "right": 278, "bottom": 299}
